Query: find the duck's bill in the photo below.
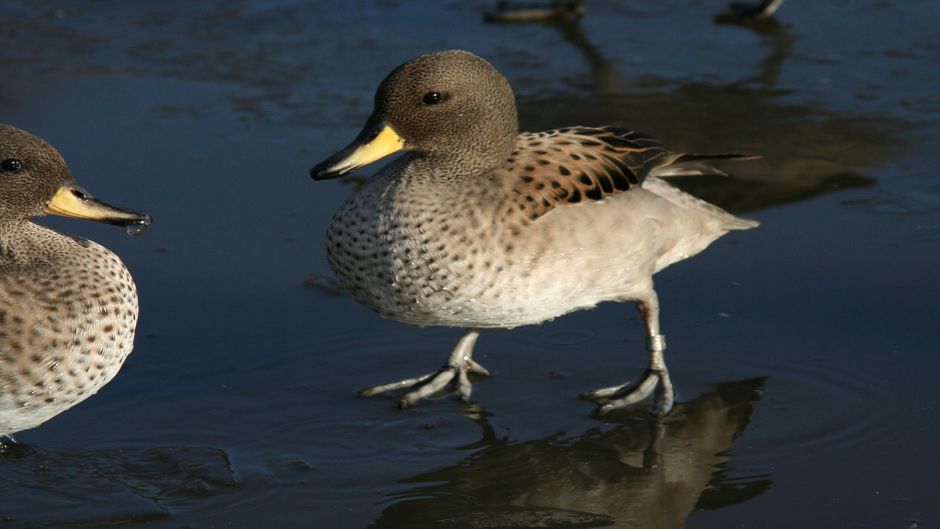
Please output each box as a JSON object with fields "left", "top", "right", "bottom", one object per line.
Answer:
{"left": 310, "top": 122, "right": 404, "bottom": 180}
{"left": 45, "top": 184, "right": 152, "bottom": 235}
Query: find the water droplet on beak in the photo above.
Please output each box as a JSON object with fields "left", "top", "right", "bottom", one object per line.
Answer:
{"left": 125, "top": 218, "right": 151, "bottom": 236}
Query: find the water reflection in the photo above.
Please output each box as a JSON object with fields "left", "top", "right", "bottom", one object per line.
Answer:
{"left": 371, "top": 378, "right": 769, "bottom": 528}
{"left": 503, "top": 9, "right": 894, "bottom": 213}
{"left": 0, "top": 1, "right": 899, "bottom": 216}
{"left": 335, "top": 13, "right": 890, "bottom": 216}
{"left": 484, "top": 1, "right": 586, "bottom": 23}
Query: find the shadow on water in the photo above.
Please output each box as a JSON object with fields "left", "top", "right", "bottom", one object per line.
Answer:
{"left": 507, "top": 12, "right": 893, "bottom": 214}
{"left": 370, "top": 378, "right": 769, "bottom": 529}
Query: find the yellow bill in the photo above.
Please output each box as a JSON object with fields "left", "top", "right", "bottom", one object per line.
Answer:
{"left": 45, "top": 184, "right": 152, "bottom": 235}
{"left": 310, "top": 124, "right": 405, "bottom": 180}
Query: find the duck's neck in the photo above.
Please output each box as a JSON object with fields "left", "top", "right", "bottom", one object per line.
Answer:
{"left": 413, "top": 140, "right": 514, "bottom": 184}
{"left": 389, "top": 152, "right": 512, "bottom": 218}
{"left": 0, "top": 221, "right": 64, "bottom": 266}
{"left": 0, "top": 219, "right": 25, "bottom": 249}
{"left": 0, "top": 221, "right": 30, "bottom": 264}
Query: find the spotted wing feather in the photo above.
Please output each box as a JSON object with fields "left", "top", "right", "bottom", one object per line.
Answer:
{"left": 502, "top": 126, "right": 754, "bottom": 221}
{"left": 503, "top": 127, "right": 672, "bottom": 221}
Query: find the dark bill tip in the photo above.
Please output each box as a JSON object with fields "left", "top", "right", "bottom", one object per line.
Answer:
{"left": 309, "top": 159, "right": 346, "bottom": 181}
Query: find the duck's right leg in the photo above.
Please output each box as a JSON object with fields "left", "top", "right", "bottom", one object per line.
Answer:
{"left": 581, "top": 290, "right": 675, "bottom": 416}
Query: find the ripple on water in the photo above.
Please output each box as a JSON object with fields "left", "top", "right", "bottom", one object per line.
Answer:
{"left": 842, "top": 185, "right": 940, "bottom": 217}
{"left": 0, "top": 445, "right": 237, "bottom": 527}
{"left": 736, "top": 356, "right": 895, "bottom": 464}
{"left": 272, "top": 327, "right": 494, "bottom": 459}
{"left": 540, "top": 328, "right": 597, "bottom": 346}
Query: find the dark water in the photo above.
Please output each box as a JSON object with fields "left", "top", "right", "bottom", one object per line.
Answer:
{"left": 1, "top": 1, "right": 938, "bottom": 527}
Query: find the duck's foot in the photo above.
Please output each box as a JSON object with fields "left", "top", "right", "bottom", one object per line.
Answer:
{"left": 717, "top": 0, "right": 785, "bottom": 21}
{"left": 581, "top": 367, "right": 675, "bottom": 417}
{"left": 484, "top": 0, "right": 585, "bottom": 23}
{"left": 359, "top": 358, "right": 491, "bottom": 408}
{"left": 358, "top": 329, "right": 489, "bottom": 408}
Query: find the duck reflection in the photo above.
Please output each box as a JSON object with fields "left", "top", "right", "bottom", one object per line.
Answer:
{"left": 494, "top": 7, "right": 892, "bottom": 214}
{"left": 370, "top": 378, "right": 769, "bottom": 528}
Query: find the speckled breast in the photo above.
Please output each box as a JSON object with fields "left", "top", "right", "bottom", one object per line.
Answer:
{"left": 323, "top": 173, "right": 628, "bottom": 329}
{"left": 325, "top": 173, "right": 531, "bottom": 327}
{"left": 0, "top": 234, "right": 139, "bottom": 435}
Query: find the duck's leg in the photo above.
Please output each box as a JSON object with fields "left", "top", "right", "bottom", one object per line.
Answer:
{"left": 720, "top": 0, "right": 785, "bottom": 20}
{"left": 359, "top": 329, "right": 490, "bottom": 408}
{"left": 582, "top": 290, "right": 675, "bottom": 416}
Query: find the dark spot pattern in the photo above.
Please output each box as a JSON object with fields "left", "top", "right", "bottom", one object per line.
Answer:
{"left": 0, "top": 222, "right": 139, "bottom": 436}
{"left": 501, "top": 127, "right": 675, "bottom": 221}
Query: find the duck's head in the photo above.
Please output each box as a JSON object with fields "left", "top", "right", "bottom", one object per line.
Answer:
{"left": 310, "top": 50, "right": 519, "bottom": 180}
{"left": 0, "top": 124, "right": 151, "bottom": 235}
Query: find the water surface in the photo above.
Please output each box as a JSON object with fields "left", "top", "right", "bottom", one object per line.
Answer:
{"left": 1, "top": 1, "right": 938, "bottom": 528}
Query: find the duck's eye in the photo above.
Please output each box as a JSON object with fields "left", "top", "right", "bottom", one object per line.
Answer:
{"left": 1, "top": 159, "right": 22, "bottom": 172}
{"left": 422, "top": 92, "right": 443, "bottom": 105}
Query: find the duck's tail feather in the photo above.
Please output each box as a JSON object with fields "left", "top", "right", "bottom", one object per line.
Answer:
{"left": 652, "top": 153, "right": 760, "bottom": 178}
{"left": 643, "top": 176, "right": 760, "bottom": 231}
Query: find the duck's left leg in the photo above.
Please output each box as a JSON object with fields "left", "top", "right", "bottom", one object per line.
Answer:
{"left": 358, "top": 329, "right": 490, "bottom": 408}
{"left": 581, "top": 289, "right": 675, "bottom": 416}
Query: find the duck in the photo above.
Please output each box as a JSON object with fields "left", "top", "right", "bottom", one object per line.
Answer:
{"left": 0, "top": 123, "right": 150, "bottom": 439}
{"left": 310, "top": 50, "right": 757, "bottom": 415}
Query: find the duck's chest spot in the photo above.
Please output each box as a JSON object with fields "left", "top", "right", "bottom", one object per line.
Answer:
{"left": 328, "top": 206, "right": 502, "bottom": 305}
{"left": 0, "top": 255, "right": 138, "bottom": 394}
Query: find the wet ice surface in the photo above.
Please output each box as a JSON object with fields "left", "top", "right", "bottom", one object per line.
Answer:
{"left": 1, "top": 1, "right": 938, "bottom": 528}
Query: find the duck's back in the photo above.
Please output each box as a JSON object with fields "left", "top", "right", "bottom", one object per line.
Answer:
{"left": 0, "top": 222, "right": 138, "bottom": 436}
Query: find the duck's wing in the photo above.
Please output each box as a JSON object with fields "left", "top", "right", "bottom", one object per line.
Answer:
{"left": 501, "top": 126, "right": 756, "bottom": 221}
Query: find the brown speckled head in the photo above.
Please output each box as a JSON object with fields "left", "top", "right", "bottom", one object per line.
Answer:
{"left": 311, "top": 50, "right": 520, "bottom": 180}
{"left": 0, "top": 123, "right": 151, "bottom": 233}
{"left": 0, "top": 124, "right": 75, "bottom": 222}
{"left": 374, "top": 50, "right": 518, "bottom": 158}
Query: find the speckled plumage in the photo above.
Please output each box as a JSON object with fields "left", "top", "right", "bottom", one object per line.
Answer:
{"left": 0, "top": 124, "right": 147, "bottom": 438}
{"left": 311, "top": 50, "right": 758, "bottom": 415}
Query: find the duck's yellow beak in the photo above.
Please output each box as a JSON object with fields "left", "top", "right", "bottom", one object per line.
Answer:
{"left": 310, "top": 122, "right": 405, "bottom": 180}
{"left": 45, "top": 184, "right": 152, "bottom": 235}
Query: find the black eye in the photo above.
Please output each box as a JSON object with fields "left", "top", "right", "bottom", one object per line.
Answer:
{"left": 1, "top": 159, "right": 22, "bottom": 172}
{"left": 422, "top": 92, "right": 443, "bottom": 105}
